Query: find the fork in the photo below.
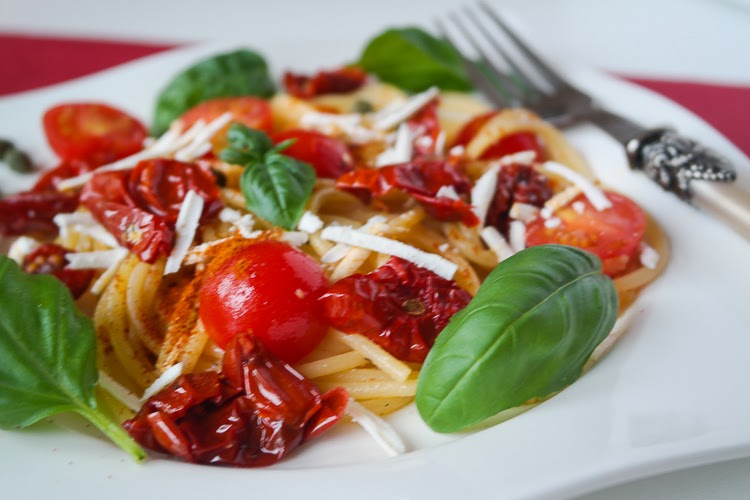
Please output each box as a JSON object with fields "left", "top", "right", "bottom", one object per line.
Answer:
{"left": 439, "top": 3, "right": 750, "bottom": 241}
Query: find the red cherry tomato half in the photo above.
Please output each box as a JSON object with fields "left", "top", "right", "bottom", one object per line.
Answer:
{"left": 452, "top": 110, "right": 499, "bottom": 148}
{"left": 452, "top": 110, "right": 547, "bottom": 161}
{"left": 179, "top": 96, "right": 273, "bottom": 134}
{"left": 283, "top": 66, "right": 367, "bottom": 99}
{"left": 22, "top": 243, "right": 94, "bottom": 299}
{"left": 43, "top": 103, "right": 147, "bottom": 165}
{"left": 273, "top": 129, "right": 354, "bottom": 179}
{"left": 525, "top": 192, "right": 647, "bottom": 276}
{"left": 128, "top": 158, "right": 223, "bottom": 224}
{"left": 199, "top": 241, "right": 329, "bottom": 363}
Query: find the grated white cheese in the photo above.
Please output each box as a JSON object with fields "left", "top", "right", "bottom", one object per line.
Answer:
{"left": 174, "top": 112, "right": 232, "bottom": 161}
{"left": 97, "top": 370, "right": 141, "bottom": 412}
{"left": 414, "top": 135, "right": 433, "bottom": 150}
{"left": 164, "top": 190, "right": 204, "bottom": 275}
{"left": 375, "top": 123, "right": 413, "bottom": 167}
{"left": 471, "top": 164, "right": 501, "bottom": 226}
{"left": 438, "top": 242, "right": 451, "bottom": 253}
{"left": 321, "top": 216, "right": 388, "bottom": 264}
{"left": 542, "top": 186, "right": 582, "bottom": 218}
{"left": 480, "top": 226, "right": 515, "bottom": 261}
{"left": 497, "top": 150, "right": 537, "bottom": 166}
{"left": 280, "top": 231, "right": 309, "bottom": 247}
{"left": 300, "top": 111, "right": 380, "bottom": 144}
{"left": 509, "top": 220, "right": 527, "bottom": 253}
{"left": 297, "top": 211, "right": 325, "bottom": 233}
{"left": 434, "top": 131, "right": 446, "bottom": 156}
{"left": 509, "top": 202, "right": 540, "bottom": 223}
{"left": 91, "top": 248, "right": 129, "bottom": 295}
{"left": 140, "top": 363, "right": 184, "bottom": 403}
{"left": 572, "top": 201, "right": 586, "bottom": 214}
{"left": 53, "top": 212, "right": 119, "bottom": 248}
{"left": 233, "top": 214, "right": 256, "bottom": 238}
{"left": 345, "top": 399, "right": 406, "bottom": 456}
{"left": 543, "top": 161, "right": 612, "bottom": 211}
{"left": 639, "top": 242, "right": 660, "bottom": 269}
{"left": 57, "top": 114, "right": 231, "bottom": 190}
{"left": 218, "top": 207, "right": 243, "bottom": 223}
{"left": 321, "top": 225, "right": 457, "bottom": 280}
{"left": 544, "top": 217, "right": 562, "bottom": 229}
{"left": 8, "top": 236, "right": 40, "bottom": 264}
{"left": 448, "top": 145, "right": 465, "bottom": 157}
{"left": 436, "top": 185, "right": 460, "bottom": 201}
{"left": 66, "top": 248, "right": 129, "bottom": 270}
{"left": 372, "top": 86, "right": 439, "bottom": 131}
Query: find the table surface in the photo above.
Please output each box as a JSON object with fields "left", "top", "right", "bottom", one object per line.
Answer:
{"left": 3, "top": 0, "right": 749, "bottom": 498}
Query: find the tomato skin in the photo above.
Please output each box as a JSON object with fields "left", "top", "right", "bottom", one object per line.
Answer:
{"left": 128, "top": 158, "right": 222, "bottom": 224}
{"left": 272, "top": 129, "right": 354, "bottom": 179}
{"left": 21, "top": 243, "right": 94, "bottom": 299}
{"left": 43, "top": 103, "right": 146, "bottom": 165}
{"left": 336, "top": 159, "right": 479, "bottom": 226}
{"left": 283, "top": 66, "right": 367, "bottom": 99}
{"left": 452, "top": 110, "right": 547, "bottom": 161}
{"left": 525, "top": 192, "right": 647, "bottom": 276}
{"left": 199, "top": 241, "right": 329, "bottom": 363}
{"left": 124, "top": 333, "right": 348, "bottom": 467}
{"left": 179, "top": 96, "right": 273, "bottom": 134}
{"left": 320, "top": 257, "right": 471, "bottom": 363}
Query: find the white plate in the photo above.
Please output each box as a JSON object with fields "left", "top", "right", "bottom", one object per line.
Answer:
{"left": 1, "top": 40, "right": 749, "bottom": 500}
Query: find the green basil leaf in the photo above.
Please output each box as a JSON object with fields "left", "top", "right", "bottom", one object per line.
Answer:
{"left": 358, "top": 27, "right": 472, "bottom": 92}
{"left": 0, "top": 256, "right": 145, "bottom": 461}
{"left": 416, "top": 245, "right": 618, "bottom": 433}
{"left": 240, "top": 151, "right": 316, "bottom": 231}
{"left": 220, "top": 123, "right": 275, "bottom": 165}
{"left": 152, "top": 49, "right": 276, "bottom": 136}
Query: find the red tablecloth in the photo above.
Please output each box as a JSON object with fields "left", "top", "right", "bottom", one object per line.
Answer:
{"left": 2, "top": 33, "right": 748, "bottom": 157}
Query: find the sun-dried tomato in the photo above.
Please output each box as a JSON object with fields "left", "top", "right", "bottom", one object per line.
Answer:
{"left": 408, "top": 99, "right": 441, "bottom": 158}
{"left": 0, "top": 190, "right": 79, "bottom": 236}
{"left": 124, "top": 334, "right": 349, "bottom": 467}
{"left": 21, "top": 243, "right": 94, "bottom": 298}
{"left": 320, "top": 257, "right": 471, "bottom": 363}
{"left": 284, "top": 66, "right": 367, "bottom": 99}
{"left": 80, "top": 159, "right": 221, "bottom": 263}
{"left": 487, "top": 163, "right": 553, "bottom": 233}
{"left": 336, "top": 159, "right": 479, "bottom": 226}
{"left": 32, "top": 159, "right": 95, "bottom": 193}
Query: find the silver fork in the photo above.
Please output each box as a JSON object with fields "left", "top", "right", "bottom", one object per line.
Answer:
{"left": 439, "top": 3, "right": 750, "bottom": 241}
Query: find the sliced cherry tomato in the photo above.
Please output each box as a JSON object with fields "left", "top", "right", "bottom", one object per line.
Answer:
{"left": 408, "top": 99, "right": 441, "bottom": 158}
{"left": 32, "top": 160, "right": 94, "bottom": 193}
{"left": 452, "top": 110, "right": 499, "bottom": 147}
{"left": 479, "top": 131, "right": 546, "bottom": 161}
{"left": 0, "top": 191, "right": 79, "bottom": 236}
{"left": 487, "top": 163, "right": 553, "bottom": 233}
{"left": 272, "top": 129, "right": 354, "bottom": 179}
{"left": 21, "top": 243, "right": 94, "bottom": 299}
{"left": 80, "top": 170, "right": 174, "bottom": 263}
{"left": 199, "top": 241, "right": 329, "bottom": 363}
{"left": 525, "top": 191, "right": 647, "bottom": 276}
{"left": 452, "top": 110, "right": 547, "bottom": 161}
{"left": 43, "top": 103, "right": 147, "bottom": 165}
{"left": 284, "top": 66, "right": 367, "bottom": 99}
{"left": 128, "top": 158, "right": 222, "bottom": 224}
{"left": 124, "top": 333, "right": 348, "bottom": 466}
{"left": 179, "top": 96, "right": 273, "bottom": 134}
{"left": 321, "top": 257, "right": 471, "bottom": 363}
{"left": 337, "top": 160, "right": 479, "bottom": 226}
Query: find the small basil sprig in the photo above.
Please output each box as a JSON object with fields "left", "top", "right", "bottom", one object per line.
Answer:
{"left": 221, "top": 124, "right": 315, "bottom": 230}
{"left": 358, "top": 27, "right": 472, "bottom": 92}
{"left": 416, "top": 245, "right": 618, "bottom": 433}
{"left": 152, "top": 49, "right": 276, "bottom": 136}
{"left": 0, "top": 256, "right": 146, "bottom": 461}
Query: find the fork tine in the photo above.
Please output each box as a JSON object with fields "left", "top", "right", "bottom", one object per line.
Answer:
{"left": 478, "top": 1, "right": 572, "bottom": 91}
{"left": 446, "top": 11, "right": 528, "bottom": 105}
{"left": 435, "top": 19, "right": 514, "bottom": 108}
{"left": 461, "top": 6, "right": 543, "bottom": 99}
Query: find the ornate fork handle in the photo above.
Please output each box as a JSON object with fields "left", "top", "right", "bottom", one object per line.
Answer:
{"left": 627, "top": 128, "right": 736, "bottom": 201}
